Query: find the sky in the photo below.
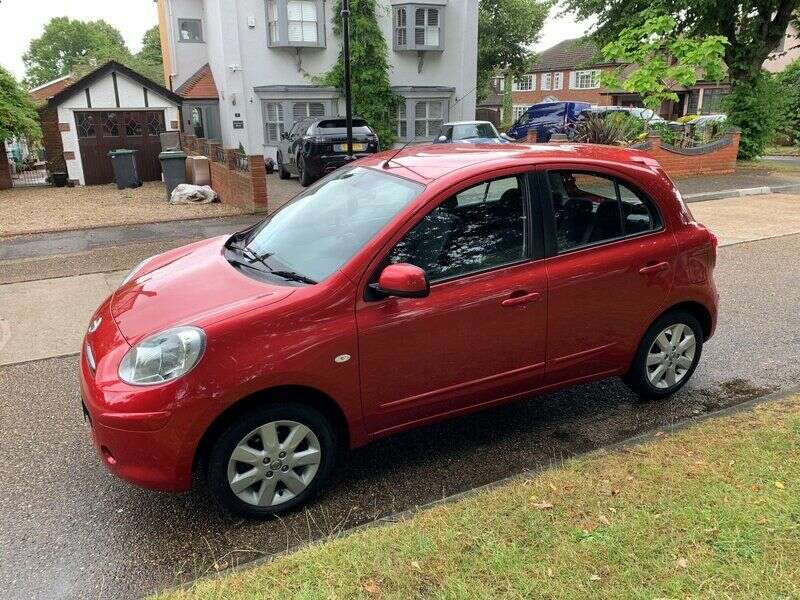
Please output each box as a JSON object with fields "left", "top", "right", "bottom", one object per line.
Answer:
{"left": 0, "top": 0, "right": 159, "bottom": 80}
{"left": 0, "top": 1, "right": 591, "bottom": 83}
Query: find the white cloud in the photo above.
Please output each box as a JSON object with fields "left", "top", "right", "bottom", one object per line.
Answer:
{"left": 0, "top": 0, "right": 159, "bottom": 81}
{"left": 534, "top": 7, "right": 596, "bottom": 52}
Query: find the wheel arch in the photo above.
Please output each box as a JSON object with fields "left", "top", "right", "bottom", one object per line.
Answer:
{"left": 656, "top": 300, "right": 713, "bottom": 341}
{"left": 193, "top": 385, "right": 351, "bottom": 474}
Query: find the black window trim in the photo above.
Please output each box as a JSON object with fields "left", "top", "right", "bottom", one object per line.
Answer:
{"left": 538, "top": 168, "right": 665, "bottom": 258}
{"left": 364, "top": 170, "right": 545, "bottom": 300}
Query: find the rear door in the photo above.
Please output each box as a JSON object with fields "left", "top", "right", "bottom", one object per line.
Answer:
{"left": 537, "top": 167, "right": 677, "bottom": 385}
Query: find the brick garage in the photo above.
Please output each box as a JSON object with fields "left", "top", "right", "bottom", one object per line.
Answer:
{"left": 182, "top": 134, "right": 268, "bottom": 213}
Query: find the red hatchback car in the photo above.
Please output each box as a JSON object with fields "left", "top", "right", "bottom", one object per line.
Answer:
{"left": 80, "top": 143, "right": 718, "bottom": 517}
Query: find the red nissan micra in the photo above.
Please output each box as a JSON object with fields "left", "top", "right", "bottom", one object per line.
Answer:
{"left": 80, "top": 143, "right": 718, "bottom": 518}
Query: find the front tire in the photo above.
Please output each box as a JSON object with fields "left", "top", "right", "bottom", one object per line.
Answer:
{"left": 624, "top": 310, "right": 704, "bottom": 401}
{"left": 207, "top": 403, "right": 337, "bottom": 518}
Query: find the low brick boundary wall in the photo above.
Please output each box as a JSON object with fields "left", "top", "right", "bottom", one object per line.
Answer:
{"left": 541, "top": 129, "right": 741, "bottom": 178}
{"left": 629, "top": 130, "right": 740, "bottom": 177}
{"left": 181, "top": 134, "right": 268, "bottom": 213}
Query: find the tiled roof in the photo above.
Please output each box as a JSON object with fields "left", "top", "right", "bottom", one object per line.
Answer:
{"left": 29, "top": 75, "right": 75, "bottom": 104}
{"left": 175, "top": 64, "right": 219, "bottom": 100}
{"left": 530, "top": 37, "right": 619, "bottom": 72}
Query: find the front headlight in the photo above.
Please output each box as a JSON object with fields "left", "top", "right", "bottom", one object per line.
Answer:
{"left": 118, "top": 326, "right": 206, "bottom": 385}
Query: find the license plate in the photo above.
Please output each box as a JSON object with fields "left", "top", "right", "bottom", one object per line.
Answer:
{"left": 334, "top": 143, "right": 365, "bottom": 152}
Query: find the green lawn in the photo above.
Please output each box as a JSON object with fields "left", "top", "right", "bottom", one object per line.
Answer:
{"left": 155, "top": 395, "right": 800, "bottom": 600}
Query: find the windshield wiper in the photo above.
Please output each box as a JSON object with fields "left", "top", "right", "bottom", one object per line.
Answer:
{"left": 268, "top": 270, "right": 317, "bottom": 285}
{"left": 227, "top": 239, "right": 315, "bottom": 284}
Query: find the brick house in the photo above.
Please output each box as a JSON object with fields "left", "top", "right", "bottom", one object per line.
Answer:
{"left": 495, "top": 27, "right": 800, "bottom": 124}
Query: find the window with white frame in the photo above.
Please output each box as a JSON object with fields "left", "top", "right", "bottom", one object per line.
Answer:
{"left": 512, "top": 105, "right": 527, "bottom": 121}
{"left": 293, "top": 101, "right": 325, "bottom": 122}
{"left": 491, "top": 76, "right": 505, "bottom": 92}
{"left": 392, "top": 4, "right": 444, "bottom": 51}
{"left": 573, "top": 69, "right": 600, "bottom": 89}
{"left": 178, "top": 19, "right": 203, "bottom": 42}
{"left": 414, "top": 100, "right": 444, "bottom": 138}
{"left": 264, "top": 102, "right": 285, "bottom": 143}
{"left": 396, "top": 101, "right": 408, "bottom": 139}
{"left": 553, "top": 72, "right": 563, "bottom": 90}
{"left": 265, "top": 0, "right": 325, "bottom": 47}
{"left": 513, "top": 74, "right": 534, "bottom": 91}
{"left": 394, "top": 7, "right": 408, "bottom": 47}
{"left": 541, "top": 73, "right": 552, "bottom": 91}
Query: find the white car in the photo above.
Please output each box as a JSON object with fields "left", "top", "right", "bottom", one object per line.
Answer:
{"left": 434, "top": 121, "right": 509, "bottom": 144}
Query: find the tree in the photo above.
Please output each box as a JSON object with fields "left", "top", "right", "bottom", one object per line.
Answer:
{"left": 0, "top": 66, "right": 41, "bottom": 143}
{"left": 320, "top": 0, "right": 399, "bottom": 148}
{"left": 23, "top": 17, "right": 129, "bottom": 87}
{"left": 776, "top": 58, "right": 800, "bottom": 145}
{"left": 138, "top": 26, "right": 163, "bottom": 67}
{"left": 560, "top": 0, "right": 800, "bottom": 157}
{"left": 600, "top": 11, "right": 728, "bottom": 111}
{"left": 477, "top": 0, "right": 550, "bottom": 102}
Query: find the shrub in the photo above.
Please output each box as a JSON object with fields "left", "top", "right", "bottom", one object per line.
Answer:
{"left": 573, "top": 113, "right": 645, "bottom": 145}
{"left": 776, "top": 58, "right": 800, "bottom": 146}
{"left": 723, "top": 73, "right": 782, "bottom": 159}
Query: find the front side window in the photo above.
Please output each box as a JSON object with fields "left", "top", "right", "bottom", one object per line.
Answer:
{"left": 389, "top": 176, "right": 527, "bottom": 282}
{"left": 548, "top": 171, "right": 659, "bottom": 252}
{"left": 178, "top": 19, "right": 203, "bottom": 42}
{"left": 244, "top": 167, "right": 423, "bottom": 283}
{"left": 414, "top": 100, "right": 444, "bottom": 138}
{"left": 264, "top": 102, "right": 284, "bottom": 142}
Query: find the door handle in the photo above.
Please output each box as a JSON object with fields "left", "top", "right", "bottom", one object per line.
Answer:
{"left": 501, "top": 291, "right": 541, "bottom": 307}
{"left": 639, "top": 261, "right": 670, "bottom": 275}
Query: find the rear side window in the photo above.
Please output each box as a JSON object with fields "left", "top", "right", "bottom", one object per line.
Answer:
{"left": 547, "top": 171, "right": 660, "bottom": 252}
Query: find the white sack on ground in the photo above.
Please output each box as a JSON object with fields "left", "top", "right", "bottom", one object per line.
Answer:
{"left": 169, "top": 184, "right": 218, "bottom": 204}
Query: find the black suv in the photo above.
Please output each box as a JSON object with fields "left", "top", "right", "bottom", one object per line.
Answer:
{"left": 276, "top": 117, "right": 379, "bottom": 186}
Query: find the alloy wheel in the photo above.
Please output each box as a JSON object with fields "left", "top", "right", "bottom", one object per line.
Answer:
{"left": 227, "top": 420, "right": 322, "bottom": 507}
{"left": 646, "top": 323, "right": 696, "bottom": 389}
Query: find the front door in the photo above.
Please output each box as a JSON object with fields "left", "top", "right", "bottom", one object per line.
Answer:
{"left": 356, "top": 173, "right": 547, "bottom": 435}
{"left": 541, "top": 169, "right": 677, "bottom": 384}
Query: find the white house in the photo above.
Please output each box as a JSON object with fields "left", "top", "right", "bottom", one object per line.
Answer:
{"left": 36, "top": 62, "right": 182, "bottom": 185}
{"left": 157, "top": 0, "right": 479, "bottom": 159}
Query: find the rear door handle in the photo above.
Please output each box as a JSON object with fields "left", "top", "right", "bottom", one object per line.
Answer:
{"left": 639, "top": 261, "right": 670, "bottom": 275}
{"left": 501, "top": 291, "right": 541, "bottom": 307}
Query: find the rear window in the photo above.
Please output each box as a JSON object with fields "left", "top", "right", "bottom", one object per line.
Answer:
{"left": 317, "top": 119, "right": 369, "bottom": 129}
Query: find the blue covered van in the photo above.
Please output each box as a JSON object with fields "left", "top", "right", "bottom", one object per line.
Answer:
{"left": 506, "top": 101, "right": 591, "bottom": 142}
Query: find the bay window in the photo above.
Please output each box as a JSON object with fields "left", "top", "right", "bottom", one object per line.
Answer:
{"left": 392, "top": 2, "right": 445, "bottom": 51}
{"left": 266, "top": 0, "right": 325, "bottom": 48}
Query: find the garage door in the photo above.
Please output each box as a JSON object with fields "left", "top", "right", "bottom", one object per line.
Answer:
{"left": 75, "top": 111, "right": 166, "bottom": 185}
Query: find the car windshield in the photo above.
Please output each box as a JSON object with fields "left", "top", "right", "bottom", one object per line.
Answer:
{"left": 240, "top": 167, "right": 423, "bottom": 283}
{"left": 451, "top": 123, "right": 497, "bottom": 140}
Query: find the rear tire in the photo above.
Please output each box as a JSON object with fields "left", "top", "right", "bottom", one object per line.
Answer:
{"left": 624, "top": 310, "right": 704, "bottom": 401}
{"left": 207, "top": 403, "right": 337, "bottom": 518}
{"left": 277, "top": 152, "right": 290, "bottom": 180}
{"left": 298, "top": 155, "right": 313, "bottom": 187}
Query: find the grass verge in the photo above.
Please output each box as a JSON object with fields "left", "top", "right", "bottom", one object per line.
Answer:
{"left": 155, "top": 395, "right": 800, "bottom": 600}
{"left": 737, "top": 159, "right": 800, "bottom": 174}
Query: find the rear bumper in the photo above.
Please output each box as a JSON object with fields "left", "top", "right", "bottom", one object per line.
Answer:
{"left": 305, "top": 152, "right": 376, "bottom": 175}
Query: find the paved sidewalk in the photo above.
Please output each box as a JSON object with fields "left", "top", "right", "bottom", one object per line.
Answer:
{"left": 675, "top": 171, "right": 800, "bottom": 200}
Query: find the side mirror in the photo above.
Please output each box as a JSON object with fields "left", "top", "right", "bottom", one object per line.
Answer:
{"left": 500, "top": 133, "right": 513, "bottom": 141}
{"left": 375, "top": 263, "right": 429, "bottom": 298}
{"left": 437, "top": 135, "right": 448, "bottom": 143}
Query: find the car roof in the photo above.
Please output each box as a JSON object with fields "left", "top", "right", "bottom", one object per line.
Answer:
{"left": 442, "top": 120, "right": 494, "bottom": 126}
{"left": 358, "top": 143, "right": 659, "bottom": 184}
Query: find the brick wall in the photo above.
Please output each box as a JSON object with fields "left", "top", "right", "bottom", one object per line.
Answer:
{"left": 38, "top": 105, "right": 67, "bottom": 174}
{"left": 635, "top": 131, "right": 740, "bottom": 177}
{"left": 545, "top": 130, "right": 741, "bottom": 178}
{"left": 0, "top": 144, "right": 11, "bottom": 190}
{"left": 182, "top": 134, "right": 269, "bottom": 213}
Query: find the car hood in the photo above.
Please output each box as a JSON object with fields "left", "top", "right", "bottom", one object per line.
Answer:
{"left": 110, "top": 236, "right": 296, "bottom": 344}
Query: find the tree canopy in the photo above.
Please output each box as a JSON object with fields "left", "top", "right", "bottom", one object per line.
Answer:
{"left": 560, "top": 0, "right": 800, "bottom": 84}
{"left": 139, "top": 26, "right": 163, "bottom": 67}
{"left": 0, "top": 66, "right": 41, "bottom": 142}
{"left": 600, "top": 11, "right": 728, "bottom": 111}
{"left": 22, "top": 17, "right": 129, "bottom": 87}
{"left": 477, "top": 0, "right": 550, "bottom": 102}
